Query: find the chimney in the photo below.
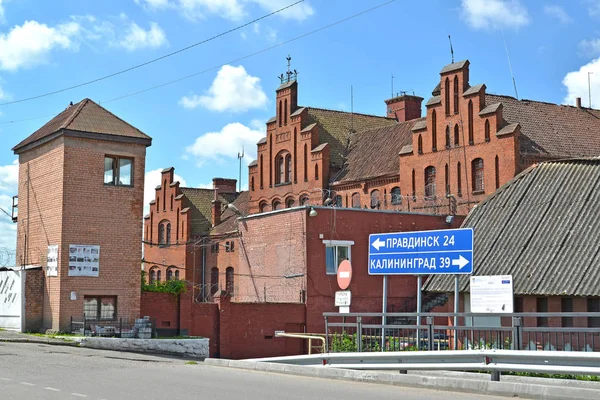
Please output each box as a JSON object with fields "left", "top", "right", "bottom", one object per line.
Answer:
{"left": 211, "top": 199, "right": 222, "bottom": 227}
{"left": 385, "top": 95, "right": 424, "bottom": 122}
{"left": 576, "top": 97, "right": 582, "bottom": 109}
{"left": 212, "top": 178, "right": 237, "bottom": 197}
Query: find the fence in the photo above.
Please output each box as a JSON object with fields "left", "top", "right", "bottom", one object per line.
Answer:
{"left": 324, "top": 312, "right": 600, "bottom": 353}
{"left": 70, "top": 316, "right": 156, "bottom": 338}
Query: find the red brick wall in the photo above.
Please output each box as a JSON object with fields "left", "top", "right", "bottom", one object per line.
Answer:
{"left": 204, "top": 235, "right": 240, "bottom": 301}
{"left": 24, "top": 268, "right": 45, "bottom": 332}
{"left": 332, "top": 177, "right": 402, "bottom": 211}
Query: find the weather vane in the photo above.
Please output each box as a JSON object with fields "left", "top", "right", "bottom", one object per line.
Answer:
{"left": 279, "top": 54, "right": 298, "bottom": 84}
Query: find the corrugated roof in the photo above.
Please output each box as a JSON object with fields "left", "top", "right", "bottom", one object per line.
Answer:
{"left": 424, "top": 158, "right": 600, "bottom": 296}
{"left": 334, "top": 119, "right": 419, "bottom": 183}
{"left": 304, "top": 107, "right": 397, "bottom": 168}
{"left": 211, "top": 191, "right": 250, "bottom": 235}
{"left": 13, "top": 98, "right": 150, "bottom": 151}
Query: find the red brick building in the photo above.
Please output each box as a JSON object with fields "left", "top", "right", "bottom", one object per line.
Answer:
{"left": 12, "top": 99, "right": 151, "bottom": 331}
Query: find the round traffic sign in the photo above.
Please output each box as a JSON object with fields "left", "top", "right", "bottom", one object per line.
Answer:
{"left": 337, "top": 260, "right": 352, "bottom": 290}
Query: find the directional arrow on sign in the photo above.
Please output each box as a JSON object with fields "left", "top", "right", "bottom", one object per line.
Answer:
{"left": 371, "top": 238, "right": 385, "bottom": 251}
{"left": 452, "top": 255, "right": 469, "bottom": 269}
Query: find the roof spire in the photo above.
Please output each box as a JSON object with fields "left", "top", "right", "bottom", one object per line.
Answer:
{"left": 280, "top": 54, "right": 298, "bottom": 85}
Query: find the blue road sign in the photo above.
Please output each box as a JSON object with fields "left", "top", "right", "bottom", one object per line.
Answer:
{"left": 368, "top": 228, "right": 473, "bottom": 275}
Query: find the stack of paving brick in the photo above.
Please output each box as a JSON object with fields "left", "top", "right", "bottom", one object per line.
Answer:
{"left": 135, "top": 316, "right": 153, "bottom": 339}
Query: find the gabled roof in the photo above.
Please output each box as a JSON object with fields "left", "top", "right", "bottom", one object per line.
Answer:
{"left": 463, "top": 84, "right": 485, "bottom": 97}
{"left": 333, "top": 119, "right": 420, "bottom": 183}
{"left": 303, "top": 107, "right": 396, "bottom": 168}
{"left": 211, "top": 191, "right": 250, "bottom": 235}
{"left": 426, "top": 96, "right": 441, "bottom": 107}
{"left": 440, "top": 60, "right": 469, "bottom": 74}
{"left": 179, "top": 188, "right": 238, "bottom": 236}
{"left": 13, "top": 98, "right": 151, "bottom": 152}
{"left": 487, "top": 94, "right": 600, "bottom": 157}
{"left": 424, "top": 158, "right": 600, "bottom": 296}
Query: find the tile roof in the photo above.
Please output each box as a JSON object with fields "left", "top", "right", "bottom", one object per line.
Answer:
{"left": 411, "top": 119, "right": 427, "bottom": 131}
{"left": 301, "top": 122, "right": 316, "bottom": 132}
{"left": 333, "top": 119, "right": 420, "bottom": 183}
{"left": 179, "top": 188, "right": 239, "bottom": 236}
{"left": 13, "top": 98, "right": 150, "bottom": 152}
{"left": 440, "top": 60, "right": 469, "bottom": 74}
{"left": 496, "top": 122, "right": 519, "bottom": 137}
{"left": 463, "top": 84, "right": 485, "bottom": 97}
{"left": 304, "top": 107, "right": 397, "bottom": 168}
{"left": 211, "top": 191, "right": 250, "bottom": 235}
{"left": 399, "top": 144, "right": 413, "bottom": 155}
{"left": 426, "top": 96, "right": 441, "bottom": 107}
{"left": 311, "top": 143, "right": 328, "bottom": 152}
{"left": 486, "top": 94, "right": 600, "bottom": 157}
{"left": 424, "top": 158, "right": 600, "bottom": 296}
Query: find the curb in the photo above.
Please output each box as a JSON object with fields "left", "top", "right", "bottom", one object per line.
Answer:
{"left": 204, "top": 359, "right": 600, "bottom": 400}
{"left": 0, "top": 338, "right": 80, "bottom": 347}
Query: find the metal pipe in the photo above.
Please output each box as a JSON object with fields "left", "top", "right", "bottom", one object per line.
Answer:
{"left": 381, "top": 275, "right": 388, "bottom": 350}
{"left": 454, "top": 275, "right": 459, "bottom": 350}
{"left": 416, "top": 275, "right": 422, "bottom": 348}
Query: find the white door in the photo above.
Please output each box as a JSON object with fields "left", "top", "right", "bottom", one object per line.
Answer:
{"left": 0, "top": 269, "right": 23, "bottom": 330}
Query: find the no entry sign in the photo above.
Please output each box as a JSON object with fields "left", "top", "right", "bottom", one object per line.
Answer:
{"left": 337, "top": 260, "right": 352, "bottom": 290}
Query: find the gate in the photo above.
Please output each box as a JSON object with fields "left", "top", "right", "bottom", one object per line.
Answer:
{"left": 0, "top": 269, "right": 23, "bottom": 330}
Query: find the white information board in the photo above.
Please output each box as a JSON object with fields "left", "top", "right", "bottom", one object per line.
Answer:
{"left": 335, "top": 291, "right": 351, "bottom": 307}
{"left": 469, "top": 275, "right": 513, "bottom": 313}
{"left": 68, "top": 245, "right": 100, "bottom": 277}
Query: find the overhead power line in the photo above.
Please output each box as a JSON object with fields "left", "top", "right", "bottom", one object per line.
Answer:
{"left": 0, "top": 0, "right": 305, "bottom": 107}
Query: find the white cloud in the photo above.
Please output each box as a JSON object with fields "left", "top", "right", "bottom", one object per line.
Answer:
{"left": 562, "top": 57, "right": 600, "bottom": 109}
{"left": 143, "top": 168, "right": 187, "bottom": 215}
{"left": 0, "top": 20, "right": 81, "bottom": 71}
{"left": 0, "top": 159, "right": 18, "bottom": 191}
{"left": 461, "top": 0, "right": 529, "bottom": 30}
{"left": 185, "top": 122, "right": 264, "bottom": 166}
{"left": 135, "top": 0, "right": 172, "bottom": 10}
{"left": 265, "top": 26, "right": 277, "bottom": 41}
{"left": 179, "top": 65, "right": 267, "bottom": 112}
{"left": 178, "top": 0, "right": 246, "bottom": 21}
{"left": 0, "top": 0, "right": 5, "bottom": 22}
{"left": 119, "top": 21, "right": 167, "bottom": 51}
{"left": 578, "top": 38, "right": 600, "bottom": 58}
{"left": 252, "top": 0, "right": 314, "bottom": 21}
{"left": 544, "top": 5, "right": 572, "bottom": 24}
{"left": 586, "top": 0, "right": 600, "bottom": 17}
{"left": 0, "top": 159, "right": 18, "bottom": 266}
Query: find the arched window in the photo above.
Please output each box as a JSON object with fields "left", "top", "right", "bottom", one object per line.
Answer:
{"left": 284, "top": 99, "right": 288, "bottom": 126}
{"left": 259, "top": 201, "right": 268, "bottom": 213}
{"left": 158, "top": 223, "right": 164, "bottom": 245}
{"left": 411, "top": 169, "right": 416, "bottom": 200}
{"left": 454, "top": 124, "right": 459, "bottom": 146}
{"left": 370, "top": 189, "right": 380, "bottom": 209}
{"left": 286, "top": 197, "right": 295, "bottom": 208}
{"left": 445, "top": 164, "right": 449, "bottom": 195}
{"left": 383, "top": 189, "right": 387, "bottom": 206}
{"left": 457, "top": 162, "right": 462, "bottom": 197}
{"left": 334, "top": 195, "right": 342, "bottom": 207}
{"left": 167, "top": 268, "right": 173, "bottom": 281}
{"left": 170, "top": 194, "right": 173, "bottom": 210}
{"left": 485, "top": 119, "right": 491, "bottom": 142}
{"left": 453, "top": 76, "right": 459, "bottom": 114}
{"left": 315, "top": 164, "right": 319, "bottom": 180}
{"left": 431, "top": 110, "right": 437, "bottom": 152}
{"left": 277, "top": 154, "right": 285, "bottom": 184}
{"left": 495, "top": 155, "right": 500, "bottom": 189}
{"left": 418, "top": 134, "right": 423, "bottom": 154}
{"left": 444, "top": 77, "right": 450, "bottom": 115}
{"left": 210, "top": 267, "right": 219, "bottom": 295}
{"left": 166, "top": 223, "right": 171, "bottom": 245}
{"left": 445, "top": 126, "right": 451, "bottom": 148}
{"left": 303, "top": 144, "right": 308, "bottom": 181}
{"left": 157, "top": 270, "right": 162, "bottom": 283}
{"left": 286, "top": 154, "right": 292, "bottom": 182}
{"left": 150, "top": 267, "right": 157, "bottom": 284}
{"left": 273, "top": 199, "right": 283, "bottom": 210}
{"left": 176, "top": 209, "right": 179, "bottom": 241}
{"left": 351, "top": 192, "right": 360, "bottom": 208}
{"left": 226, "top": 267, "right": 234, "bottom": 296}
{"left": 278, "top": 100, "right": 282, "bottom": 127}
{"left": 472, "top": 158, "right": 484, "bottom": 192}
{"left": 424, "top": 166, "right": 436, "bottom": 198}
{"left": 259, "top": 155, "right": 264, "bottom": 189}
{"left": 468, "top": 100, "right": 474, "bottom": 145}
{"left": 300, "top": 195, "right": 310, "bottom": 206}
{"left": 391, "top": 187, "right": 401, "bottom": 205}
{"left": 251, "top": 177, "right": 255, "bottom": 191}
{"left": 175, "top": 270, "right": 179, "bottom": 280}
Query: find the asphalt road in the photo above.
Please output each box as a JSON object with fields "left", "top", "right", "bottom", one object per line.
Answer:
{"left": 0, "top": 342, "right": 511, "bottom": 400}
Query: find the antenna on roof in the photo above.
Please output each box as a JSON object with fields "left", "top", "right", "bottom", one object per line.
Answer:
{"left": 391, "top": 74, "right": 394, "bottom": 98}
{"left": 448, "top": 35, "right": 454, "bottom": 63}
{"left": 589, "top": 72, "right": 594, "bottom": 108}
{"left": 350, "top": 85, "right": 354, "bottom": 133}
{"left": 501, "top": 29, "right": 519, "bottom": 100}
{"left": 237, "top": 146, "right": 244, "bottom": 192}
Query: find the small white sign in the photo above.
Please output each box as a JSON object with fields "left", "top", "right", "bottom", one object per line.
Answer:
{"left": 470, "top": 275, "right": 514, "bottom": 313}
{"left": 339, "top": 306, "right": 350, "bottom": 314}
{"left": 335, "top": 290, "right": 352, "bottom": 307}
{"left": 47, "top": 245, "right": 58, "bottom": 277}
{"left": 70, "top": 291, "right": 77, "bottom": 301}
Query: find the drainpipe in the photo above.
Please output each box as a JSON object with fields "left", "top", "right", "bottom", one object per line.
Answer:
{"left": 201, "top": 238, "right": 206, "bottom": 302}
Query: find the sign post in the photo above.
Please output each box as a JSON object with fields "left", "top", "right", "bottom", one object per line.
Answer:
{"left": 368, "top": 228, "right": 474, "bottom": 349}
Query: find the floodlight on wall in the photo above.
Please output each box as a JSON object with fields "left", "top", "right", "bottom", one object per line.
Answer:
{"left": 227, "top": 203, "right": 241, "bottom": 215}
{"left": 445, "top": 215, "right": 454, "bottom": 225}
{"left": 309, "top": 207, "right": 318, "bottom": 217}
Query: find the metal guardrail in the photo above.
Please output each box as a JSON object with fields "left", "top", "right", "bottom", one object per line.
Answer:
{"left": 246, "top": 349, "right": 600, "bottom": 382}
{"left": 274, "top": 332, "right": 325, "bottom": 355}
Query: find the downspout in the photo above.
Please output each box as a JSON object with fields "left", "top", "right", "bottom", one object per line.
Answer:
{"left": 201, "top": 237, "right": 206, "bottom": 302}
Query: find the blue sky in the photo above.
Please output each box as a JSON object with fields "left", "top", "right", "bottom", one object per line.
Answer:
{"left": 0, "top": 0, "right": 600, "bottom": 263}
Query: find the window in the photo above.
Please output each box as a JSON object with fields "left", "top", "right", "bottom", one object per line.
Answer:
{"left": 84, "top": 296, "right": 117, "bottom": 320}
{"left": 537, "top": 297, "right": 548, "bottom": 327}
{"left": 211, "top": 242, "right": 219, "bottom": 253}
{"left": 324, "top": 240, "right": 353, "bottom": 275}
{"left": 468, "top": 100, "right": 474, "bottom": 145}
{"left": 411, "top": 169, "right": 416, "bottom": 200}
{"left": 391, "top": 187, "right": 401, "bottom": 205}
{"left": 158, "top": 220, "right": 170, "bottom": 245}
{"left": 303, "top": 144, "right": 308, "bottom": 181}
{"left": 210, "top": 268, "right": 219, "bottom": 295}
{"left": 370, "top": 189, "right": 380, "bottom": 209}
{"left": 457, "top": 162, "right": 462, "bottom": 197}
{"left": 454, "top": 124, "right": 459, "bottom": 146}
{"left": 334, "top": 195, "right": 342, "bottom": 207}
{"left": 167, "top": 268, "right": 173, "bottom": 281}
{"left": 472, "top": 158, "right": 484, "bottom": 193}
{"left": 418, "top": 134, "right": 423, "bottom": 154}
{"left": 431, "top": 110, "right": 437, "bottom": 152}
{"left": 273, "top": 200, "right": 283, "bottom": 210}
{"left": 277, "top": 154, "right": 285, "bottom": 184}
{"left": 226, "top": 267, "right": 234, "bottom": 295}
{"left": 259, "top": 155, "right": 264, "bottom": 189}
{"left": 286, "top": 197, "right": 295, "bottom": 208}
{"left": 588, "top": 298, "right": 600, "bottom": 328}
{"left": 225, "top": 241, "right": 235, "bottom": 252}
{"left": 259, "top": 200, "right": 267, "bottom": 213}
{"left": 300, "top": 195, "right": 309, "bottom": 206}
{"left": 562, "top": 298, "right": 573, "bottom": 327}
{"left": 445, "top": 126, "right": 451, "bottom": 148}
{"left": 278, "top": 100, "right": 282, "bottom": 127}
{"left": 444, "top": 77, "right": 450, "bottom": 115}
{"left": 424, "top": 166, "right": 436, "bottom": 198}
{"left": 166, "top": 223, "right": 171, "bottom": 245}
{"left": 230, "top": 240, "right": 235, "bottom": 252}
{"left": 485, "top": 119, "right": 491, "bottom": 142}
{"left": 286, "top": 154, "right": 292, "bottom": 183}
{"left": 315, "top": 164, "right": 319, "bottom": 180}
{"left": 104, "top": 156, "right": 133, "bottom": 186}
{"left": 284, "top": 99, "right": 288, "bottom": 126}
{"left": 444, "top": 164, "right": 449, "bottom": 196}
{"left": 351, "top": 192, "right": 360, "bottom": 208}
{"left": 175, "top": 270, "right": 179, "bottom": 280}
{"left": 251, "top": 177, "right": 255, "bottom": 191}
{"left": 157, "top": 270, "right": 162, "bottom": 282}
{"left": 225, "top": 241, "right": 231, "bottom": 252}
{"left": 158, "top": 223, "right": 164, "bottom": 245}
{"left": 453, "top": 76, "right": 459, "bottom": 114}
{"left": 495, "top": 156, "right": 500, "bottom": 189}
{"left": 150, "top": 267, "right": 157, "bottom": 283}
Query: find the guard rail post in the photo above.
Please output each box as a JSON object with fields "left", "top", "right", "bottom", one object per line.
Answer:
{"left": 512, "top": 317, "right": 522, "bottom": 351}
{"left": 357, "top": 317, "right": 363, "bottom": 353}
{"left": 426, "top": 316, "right": 434, "bottom": 351}
{"left": 324, "top": 316, "right": 329, "bottom": 353}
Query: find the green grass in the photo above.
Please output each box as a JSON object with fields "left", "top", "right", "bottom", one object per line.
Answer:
{"left": 24, "top": 332, "right": 80, "bottom": 341}
{"left": 185, "top": 361, "right": 198, "bottom": 365}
